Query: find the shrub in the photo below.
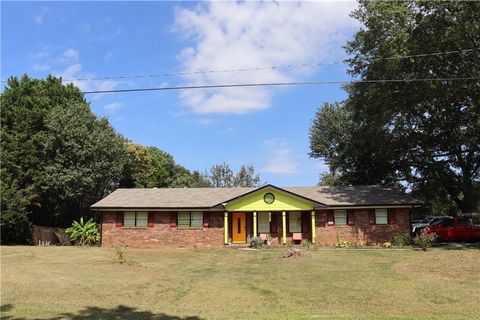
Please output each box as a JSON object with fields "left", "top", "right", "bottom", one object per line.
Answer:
{"left": 334, "top": 235, "right": 351, "bottom": 248}
{"left": 335, "top": 241, "right": 352, "bottom": 248}
{"left": 250, "top": 236, "right": 263, "bottom": 248}
{"left": 394, "top": 233, "right": 411, "bottom": 247}
{"left": 65, "top": 217, "right": 100, "bottom": 246}
{"left": 113, "top": 246, "right": 137, "bottom": 265}
{"left": 114, "top": 246, "right": 126, "bottom": 263}
{"left": 414, "top": 231, "right": 437, "bottom": 251}
{"left": 382, "top": 242, "right": 392, "bottom": 248}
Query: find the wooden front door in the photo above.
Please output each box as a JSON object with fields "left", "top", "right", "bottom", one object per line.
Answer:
{"left": 232, "top": 212, "right": 246, "bottom": 243}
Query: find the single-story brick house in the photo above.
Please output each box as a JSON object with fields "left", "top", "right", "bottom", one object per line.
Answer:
{"left": 91, "top": 184, "right": 420, "bottom": 248}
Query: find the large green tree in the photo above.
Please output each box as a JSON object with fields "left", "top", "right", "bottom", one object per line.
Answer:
{"left": 204, "top": 163, "right": 261, "bottom": 188}
{"left": 310, "top": 1, "right": 480, "bottom": 213}
{"left": 119, "top": 143, "right": 211, "bottom": 188}
{"left": 1, "top": 75, "right": 127, "bottom": 242}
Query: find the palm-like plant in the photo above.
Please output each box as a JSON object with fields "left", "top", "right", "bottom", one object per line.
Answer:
{"left": 65, "top": 217, "right": 100, "bottom": 246}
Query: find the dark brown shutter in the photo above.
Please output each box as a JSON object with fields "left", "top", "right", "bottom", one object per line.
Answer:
{"left": 327, "top": 211, "right": 335, "bottom": 226}
{"left": 388, "top": 209, "right": 396, "bottom": 225}
{"left": 170, "top": 212, "right": 177, "bottom": 228}
{"left": 203, "top": 212, "right": 209, "bottom": 228}
{"left": 301, "top": 213, "right": 309, "bottom": 233}
{"left": 270, "top": 212, "right": 278, "bottom": 233}
{"left": 115, "top": 212, "right": 123, "bottom": 227}
{"left": 369, "top": 209, "right": 376, "bottom": 225}
{"left": 347, "top": 210, "right": 355, "bottom": 225}
{"left": 147, "top": 212, "right": 154, "bottom": 228}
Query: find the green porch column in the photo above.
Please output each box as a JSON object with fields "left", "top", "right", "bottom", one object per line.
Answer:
{"left": 311, "top": 210, "right": 316, "bottom": 244}
{"left": 224, "top": 212, "right": 228, "bottom": 245}
{"left": 253, "top": 211, "right": 257, "bottom": 237}
{"left": 282, "top": 211, "right": 287, "bottom": 245}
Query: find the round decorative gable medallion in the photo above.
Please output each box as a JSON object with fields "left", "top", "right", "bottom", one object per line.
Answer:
{"left": 263, "top": 192, "right": 275, "bottom": 204}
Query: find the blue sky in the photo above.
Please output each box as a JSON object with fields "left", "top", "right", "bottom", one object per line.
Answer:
{"left": 1, "top": 1, "right": 360, "bottom": 186}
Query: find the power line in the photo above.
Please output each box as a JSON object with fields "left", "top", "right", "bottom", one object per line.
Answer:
{"left": 3, "top": 48, "right": 474, "bottom": 84}
{"left": 82, "top": 77, "right": 479, "bottom": 94}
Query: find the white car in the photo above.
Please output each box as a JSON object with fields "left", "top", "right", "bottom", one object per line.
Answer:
{"left": 412, "top": 216, "right": 451, "bottom": 234}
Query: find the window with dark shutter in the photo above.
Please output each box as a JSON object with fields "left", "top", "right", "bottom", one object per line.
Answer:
{"left": 347, "top": 210, "right": 355, "bottom": 225}
{"left": 147, "top": 212, "right": 154, "bottom": 228}
{"left": 203, "top": 212, "right": 210, "bottom": 228}
{"left": 333, "top": 210, "right": 347, "bottom": 225}
{"left": 369, "top": 210, "right": 376, "bottom": 225}
{"left": 327, "top": 211, "right": 335, "bottom": 226}
{"left": 177, "top": 211, "right": 203, "bottom": 228}
{"left": 374, "top": 209, "right": 388, "bottom": 225}
{"left": 115, "top": 212, "right": 123, "bottom": 227}
{"left": 388, "top": 209, "right": 396, "bottom": 225}
{"left": 170, "top": 212, "right": 177, "bottom": 228}
{"left": 270, "top": 212, "right": 278, "bottom": 233}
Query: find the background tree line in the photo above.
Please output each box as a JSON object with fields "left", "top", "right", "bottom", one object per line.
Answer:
{"left": 309, "top": 1, "right": 479, "bottom": 216}
{"left": 0, "top": 75, "right": 261, "bottom": 243}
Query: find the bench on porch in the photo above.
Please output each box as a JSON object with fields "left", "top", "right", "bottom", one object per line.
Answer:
{"left": 292, "top": 232, "right": 302, "bottom": 244}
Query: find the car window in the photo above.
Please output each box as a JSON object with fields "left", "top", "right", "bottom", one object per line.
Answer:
{"left": 421, "top": 218, "right": 432, "bottom": 224}
{"left": 440, "top": 219, "right": 455, "bottom": 227}
{"left": 457, "top": 219, "right": 469, "bottom": 227}
{"left": 430, "top": 219, "right": 445, "bottom": 226}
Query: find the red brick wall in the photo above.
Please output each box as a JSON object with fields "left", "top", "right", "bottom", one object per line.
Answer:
{"left": 101, "top": 211, "right": 224, "bottom": 248}
{"left": 315, "top": 208, "right": 410, "bottom": 246}
{"left": 101, "top": 208, "right": 411, "bottom": 248}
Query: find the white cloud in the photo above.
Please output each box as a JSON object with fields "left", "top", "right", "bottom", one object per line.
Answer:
{"left": 198, "top": 118, "right": 216, "bottom": 125}
{"left": 103, "top": 102, "right": 124, "bottom": 113}
{"left": 262, "top": 139, "right": 299, "bottom": 174}
{"left": 174, "top": 1, "right": 359, "bottom": 114}
{"left": 104, "top": 52, "right": 114, "bottom": 63}
{"left": 219, "top": 126, "right": 235, "bottom": 134}
{"left": 30, "top": 47, "right": 120, "bottom": 94}
{"left": 32, "top": 64, "right": 50, "bottom": 72}
{"left": 79, "top": 23, "right": 91, "bottom": 33}
{"left": 34, "top": 7, "right": 49, "bottom": 25}
{"left": 56, "top": 62, "right": 119, "bottom": 93}
{"left": 62, "top": 48, "right": 79, "bottom": 60}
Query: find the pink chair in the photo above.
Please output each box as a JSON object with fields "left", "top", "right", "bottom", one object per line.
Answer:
{"left": 292, "top": 233, "right": 302, "bottom": 242}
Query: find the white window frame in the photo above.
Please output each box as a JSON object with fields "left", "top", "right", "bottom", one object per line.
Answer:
{"left": 334, "top": 210, "right": 347, "bottom": 226}
{"left": 258, "top": 212, "right": 270, "bottom": 233}
{"left": 375, "top": 209, "right": 388, "bottom": 225}
{"left": 124, "top": 211, "right": 148, "bottom": 227}
{"left": 289, "top": 211, "right": 302, "bottom": 233}
{"left": 177, "top": 211, "right": 203, "bottom": 228}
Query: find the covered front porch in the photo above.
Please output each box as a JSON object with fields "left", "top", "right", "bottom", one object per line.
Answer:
{"left": 221, "top": 186, "right": 321, "bottom": 245}
{"left": 223, "top": 211, "right": 316, "bottom": 245}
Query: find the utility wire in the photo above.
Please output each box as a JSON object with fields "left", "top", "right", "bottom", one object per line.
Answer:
{"left": 82, "top": 77, "right": 479, "bottom": 94}
{"left": 3, "top": 48, "right": 474, "bottom": 84}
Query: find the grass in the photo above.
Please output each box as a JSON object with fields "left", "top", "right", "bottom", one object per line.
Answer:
{"left": 1, "top": 246, "right": 479, "bottom": 319}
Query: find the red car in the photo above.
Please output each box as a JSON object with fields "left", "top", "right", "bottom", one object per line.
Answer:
{"left": 424, "top": 217, "right": 480, "bottom": 242}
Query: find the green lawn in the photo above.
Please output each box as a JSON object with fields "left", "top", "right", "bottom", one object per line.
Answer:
{"left": 1, "top": 246, "right": 479, "bottom": 320}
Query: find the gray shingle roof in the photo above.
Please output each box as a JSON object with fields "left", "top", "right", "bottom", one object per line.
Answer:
{"left": 91, "top": 185, "right": 420, "bottom": 209}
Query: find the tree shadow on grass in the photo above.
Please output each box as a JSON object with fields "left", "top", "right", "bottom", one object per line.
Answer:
{"left": 434, "top": 242, "right": 480, "bottom": 250}
{"left": 1, "top": 304, "right": 15, "bottom": 319}
{"left": 1, "top": 304, "right": 204, "bottom": 320}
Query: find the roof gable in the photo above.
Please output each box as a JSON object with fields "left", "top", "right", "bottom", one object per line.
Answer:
{"left": 223, "top": 185, "right": 324, "bottom": 212}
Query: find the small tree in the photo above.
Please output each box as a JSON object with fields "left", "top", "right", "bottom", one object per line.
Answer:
{"left": 65, "top": 217, "right": 100, "bottom": 246}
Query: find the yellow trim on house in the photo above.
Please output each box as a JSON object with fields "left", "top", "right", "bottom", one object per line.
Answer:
{"left": 311, "top": 210, "right": 316, "bottom": 244}
{"left": 225, "top": 187, "right": 315, "bottom": 212}
{"left": 224, "top": 212, "right": 228, "bottom": 244}
{"left": 253, "top": 211, "right": 257, "bottom": 237}
{"left": 282, "top": 211, "right": 287, "bottom": 244}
